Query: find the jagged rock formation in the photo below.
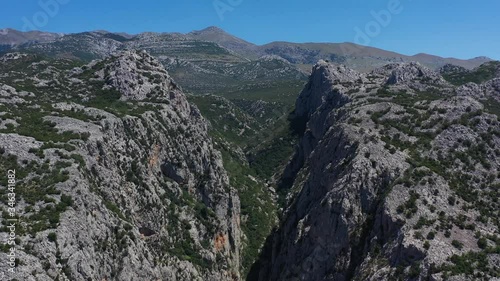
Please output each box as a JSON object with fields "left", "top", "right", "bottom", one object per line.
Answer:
{"left": 0, "top": 51, "right": 242, "bottom": 280}
{"left": 293, "top": 61, "right": 360, "bottom": 119}
{"left": 384, "top": 62, "right": 447, "bottom": 86}
{"left": 93, "top": 50, "right": 181, "bottom": 101}
{"left": 255, "top": 61, "right": 500, "bottom": 280}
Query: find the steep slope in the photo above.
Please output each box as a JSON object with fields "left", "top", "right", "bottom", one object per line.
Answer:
{"left": 0, "top": 51, "right": 242, "bottom": 280}
{"left": 253, "top": 61, "right": 500, "bottom": 280}
{"left": 188, "top": 84, "right": 305, "bottom": 276}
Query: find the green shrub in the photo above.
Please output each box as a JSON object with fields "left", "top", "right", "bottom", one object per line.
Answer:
{"left": 448, "top": 196, "right": 456, "bottom": 206}
{"left": 452, "top": 240, "right": 464, "bottom": 249}
{"left": 414, "top": 216, "right": 435, "bottom": 229}
{"left": 220, "top": 148, "right": 276, "bottom": 275}
{"left": 408, "top": 262, "right": 421, "bottom": 278}
{"left": 47, "top": 232, "right": 57, "bottom": 243}
{"left": 477, "top": 237, "right": 488, "bottom": 249}
{"left": 104, "top": 200, "right": 126, "bottom": 220}
{"left": 439, "top": 251, "right": 491, "bottom": 277}
{"left": 396, "top": 191, "right": 420, "bottom": 218}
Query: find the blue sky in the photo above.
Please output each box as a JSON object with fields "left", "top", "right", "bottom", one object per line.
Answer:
{"left": 1, "top": 0, "right": 499, "bottom": 59}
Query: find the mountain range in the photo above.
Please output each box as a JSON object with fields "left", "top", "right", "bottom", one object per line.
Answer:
{"left": 0, "top": 26, "right": 492, "bottom": 71}
{"left": 0, "top": 25, "right": 499, "bottom": 281}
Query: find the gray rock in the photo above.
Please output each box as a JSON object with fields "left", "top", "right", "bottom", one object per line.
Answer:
{"left": 257, "top": 60, "right": 500, "bottom": 281}
{"left": 0, "top": 51, "right": 242, "bottom": 281}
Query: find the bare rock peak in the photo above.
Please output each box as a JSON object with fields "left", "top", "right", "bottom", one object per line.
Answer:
{"left": 94, "top": 50, "right": 181, "bottom": 101}
{"left": 196, "top": 26, "right": 226, "bottom": 33}
{"left": 384, "top": 61, "right": 444, "bottom": 85}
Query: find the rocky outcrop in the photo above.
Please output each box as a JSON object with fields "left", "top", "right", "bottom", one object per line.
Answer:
{"left": 293, "top": 61, "right": 358, "bottom": 120}
{"left": 279, "top": 62, "right": 358, "bottom": 205}
{"left": 439, "top": 64, "right": 469, "bottom": 75}
{"left": 482, "top": 78, "right": 500, "bottom": 101}
{"left": 382, "top": 62, "right": 448, "bottom": 87}
{"left": 256, "top": 61, "right": 500, "bottom": 280}
{"left": 96, "top": 50, "right": 181, "bottom": 101}
{"left": 0, "top": 51, "right": 242, "bottom": 280}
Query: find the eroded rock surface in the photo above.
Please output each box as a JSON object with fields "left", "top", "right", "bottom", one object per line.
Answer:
{"left": 256, "top": 62, "right": 500, "bottom": 281}
{"left": 0, "top": 51, "right": 242, "bottom": 281}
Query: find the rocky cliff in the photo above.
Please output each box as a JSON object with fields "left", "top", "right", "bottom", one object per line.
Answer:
{"left": 255, "top": 61, "right": 500, "bottom": 280}
{"left": 0, "top": 51, "right": 242, "bottom": 280}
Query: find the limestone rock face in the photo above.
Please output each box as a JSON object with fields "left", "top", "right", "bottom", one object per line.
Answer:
{"left": 388, "top": 63, "right": 435, "bottom": 82}
{"left": 294, "top": 61, "right": 359, "bottom": 120}
{"left": 482, "top": 78, "right": 500, "bottom": 101}
{"left": 257, "top": 60, "right": 500, "bottom": 281}
{"left": 96, "top": 50, "right": 182, "bottom": 102}
{"left": 0, "top": 51, "right": 241, "bottom": 281}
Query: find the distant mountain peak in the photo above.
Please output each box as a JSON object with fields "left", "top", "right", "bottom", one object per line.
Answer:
{"left": 0, "top": 28, "right": 63, "bottom": 45}
{"left": 0, "top": 27, "right": 494, "bottom": 70}
{"left": 92, "top": 29, "right": 111, "bottom": 34}
{"left": 472, "top": 56, "right": 492, "bottom": 61}
{"left": 188, "top": 26, "right": 229, "bottom": 37}
{"left": 198, "top": 26, "right": 225, "bottom": 33}
{"left": 187, "top": 26, "right": 258, "bottom": 58}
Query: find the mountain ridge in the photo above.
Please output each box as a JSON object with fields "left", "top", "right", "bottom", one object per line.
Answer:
{"left": 252, "top": 59, "right": 500, "bottom": 281}
{"left": 0, "top": 27, "right": 493, "bottom": 71}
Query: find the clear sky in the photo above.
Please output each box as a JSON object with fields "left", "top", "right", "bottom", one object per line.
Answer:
{"left": 1, "top": 0, "right": 499, "bottom": 60}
